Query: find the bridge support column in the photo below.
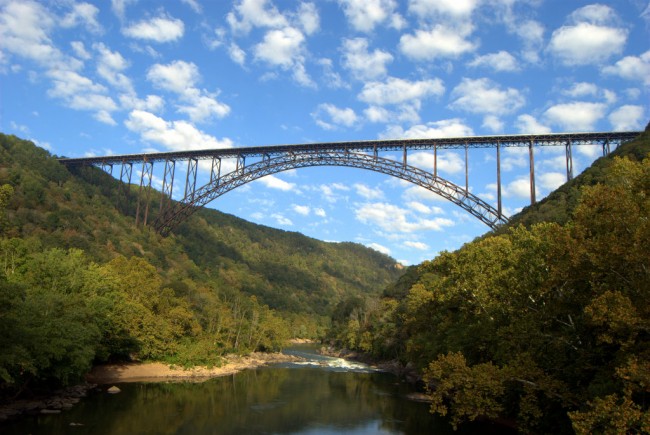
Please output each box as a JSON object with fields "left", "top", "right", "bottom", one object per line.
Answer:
{"left": 566, "top": 140, "right": 574, "bottom": 181}
{"left": 434, "top": 145, "right": 438, "bottom": 178}
{"left": 119, "top": 161, "right": 133, "bottom": 214}
{"left": 603, "top": 138, "right": 610, "bottom": 156}
{"left": 135, "top": 159, "right": 153, "bottom": 226}
{"left": 236, "top": 154, "right": 246, "bottom": 174}
{"left": 403, "top": 144, "right": 407, "bottom": 168}
{"left": 464, "top": 142, "right": 469, "bottom": 194}
{"left": 496, "top": 141, "right": 502, "bottom": 217}
{"left": 160, "top": 159, "right": 175, "bottom": 213}
{"left": 210, "top": 157, "right": 221, "bottom": 185}
{"left": 101, "top": 162, "right": 113, "bottom": 175}
{"left": 529, "top": 140, "right": 536, "bottom": 205}
{"left": 185, "top": 158, "right": 198, "bottom": 202}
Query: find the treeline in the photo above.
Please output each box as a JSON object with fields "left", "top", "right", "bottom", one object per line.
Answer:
{"left": 0, "top": 238, "right": 289, "bottom": 395}
{"left": 0, "top": 133, "right": 401, "bottom": 397}
{"left": 327, "top": 133, "right": 650, "bottom": 433}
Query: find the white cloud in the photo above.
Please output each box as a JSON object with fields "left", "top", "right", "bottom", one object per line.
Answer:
{"left": 227, "top": 0, "right": 288, "bottom": 34}
{"left": 515, "top": 115, "right": 551, "bottom": 134}
{"left": 358, "top": 77, "right": 445, "bottom": 106}
{"left": 292, "top": 204, "right": 311, "bottom": 215}
{"left": 368, "top": 242, "right": 391, "bottom": 255}
{"left": 123, "top": 14, "right": 185, "bottom": 43}
{"left": 341, "top": 38, "right": 393, "bottom": 80}
{"left": 94, "top": 43, "right": 133, "bottom": 92}
{"left": 147, "top": 61, "right": 230, "bottom": 122}
{"left": 124, "top": 110, "right": 233, "bottom": 152}
{"left": 381, "top": 118, "right": 474, "bottom": 139}
{"left": 354, "top": 183, "right": 384, "bottom": 199}
{"left": 548, "top": 5, "right": 627, "bottom": 66}
{"left": 314, "top": 208, "right": 327, "bottom": 217}
{"left": 538, "top": 172, "right": 566, "bottom": 191}
{"left": 320, "top": 183, "right": 350, "bottom": 203}
{"left": 404, "top": 240, "right": 429, "bottom": 250}
{"left": 254, "top": 26, "right": 304, "bottom": 68}
{"left": 563, "top": 82, "right": 599, "bottom": 98}
{"left": 337, "top": 0, "right": 403, "bottom": 33}
{"left": 407, "top": 150, "right": 465, "bottom": 174}
{"left": 482, "top": 115, "right": 503, "bottom": 133}
{"left": 407, "top": 201, "right": 443, "bottom": 215}
{"left": 147, "top": 60, "right": 199, "bottom": 93}
{"left": 296, "top": 2, "right": 319, "bottom": 35}
{"left": 544, "top": 102, "right": 607, "bottom": 131}
{"left": 449, "top": 78, "right": 525, "bottom": 115}
{"left": 468, "top": 51, "right": 519, "bottom": 72}
{"left": 312, "top": 103, "right": 358, "bottom": 130}
{"left": 608, "top": 105, "right": 645, "bottom": 131}
{"left": 399, "top": 24, "right": 476, "bottom": 60}
{"left": 257, "top": 175, "right": 296, "bottom": 191}
{"left": 228, "top": 43, "right": 247, "bottom": 66}
{"left": 61, "top": 2, "right": 102, "bottom": 33}
{"left": 181, "top": 0, "right": 202, "bottom": 13}
{"left": 408, "top": 0, "right": 478, "bottom": 19}
{"left": 603, "top": 50, "right": 650, "bottom": 87}
{"left": 355, "top": 202, "right": 454, "bottom": 233}
{"left": 271, "top": 213, "right": 293, "bottom": 226}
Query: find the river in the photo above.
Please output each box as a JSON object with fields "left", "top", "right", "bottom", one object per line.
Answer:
{"left": 4, "top": 344, "right": 512, "bottom": 434}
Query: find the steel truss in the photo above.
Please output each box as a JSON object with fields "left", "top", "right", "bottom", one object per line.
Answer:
{"left": 154, "top": 151, "right": 508, "bottom": 236}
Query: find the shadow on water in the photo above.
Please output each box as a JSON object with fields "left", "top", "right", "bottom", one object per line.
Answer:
{"left": 4, "top": 345, "right": 515, "bottom": 434}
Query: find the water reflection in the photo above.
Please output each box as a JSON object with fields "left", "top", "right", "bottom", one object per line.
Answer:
{"left": 4, "top": 347, "right": 513, "bottom": 434}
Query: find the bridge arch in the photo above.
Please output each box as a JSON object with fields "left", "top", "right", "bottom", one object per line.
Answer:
{"left": 154, "top": 150, "right": 508, "bottom": 236}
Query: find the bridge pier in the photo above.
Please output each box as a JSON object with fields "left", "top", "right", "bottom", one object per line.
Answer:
{"left": 529, "top": 140, "right": 536, "bottom": 205}
{"left": 135, "top": 159, "right": 153, "bottom": 226}
{"left": 566, "top": 140, "right": 574, "bottom": 181}
{"left": 160, "top": 159, "right": 175, "bottom": 214}
{"left": 496, "top": 141, "right": 502, "bottom": 216}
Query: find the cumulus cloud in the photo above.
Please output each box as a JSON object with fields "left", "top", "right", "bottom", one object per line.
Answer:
{"left": 468, "top": 51, "right": 519, "bottom": 72}
{"left": 227, "top": 0, "right": 288, "bottom": 34}
{"left": 61, "top": 2, "right": 102, "bottom": 33}
{"left": 355, "top": 202, "right": 454, "bottom": 233}
{"left": 408, "top": 0, "right": 478, "bottom": 19}
{"left": 358, "top": 77, "right": 445, "bottom": 106}
{"left": 312, "top": 103, "right": 358, "bottom": 130}
{"left": 548, "top": 4, "right": 627, "bottom": 66}
{"left": 368, "top": 242, "right": 391, "bottom": 255}
{"left": 124, "top": 110, "right": 233, "bottom": 152}
{"left": 123, "top": 14, "right": 185, "bottom": 43}
{"left": 399, "top": 24, "right": 476, "bottom": 60}
{"left": 603, "top": 50, "right": 650, "bottom": 87}
{"left": 353, "top": 183, "right": 384, "bottom": 199}
{"left": 256, "top": 175, "right": 297, "bottom": 191}
{"left": 515, "top": 115, "right": 551, "bottom": 134}
{"left": 449, "top": 78, "right": 525, "bottom": 115}
{"left": 292, "top": 204, "right": 310, "bottom": 215}
{"left": 543, "top": 102, "right": 607, "bottom": 131}
{"left": 337, "top": 0, "right": 404, "bottom": 33}
{"left": 381, "top": 119, "right": 474, "bottom": 140}
{"left": 147, "top": 60, "right": 230, "bottom": 122}
{"left": 608, "top": 105, "right": 645, "bottom": 131}
{"left": 341, "top": 38, "right": 393, "bottom": 80}
{"left": 404, "top": 240, "right": 429, "bottom": 250}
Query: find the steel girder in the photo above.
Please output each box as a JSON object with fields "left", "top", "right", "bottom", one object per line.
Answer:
{"left": 154, "top": 151, "right": 508, "bottom": 236}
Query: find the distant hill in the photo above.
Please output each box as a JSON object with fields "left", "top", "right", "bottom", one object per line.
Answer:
{"left": 0, "top": 133, "right": 402, "bottom": 319}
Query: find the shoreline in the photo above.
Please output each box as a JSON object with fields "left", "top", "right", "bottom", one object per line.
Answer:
{"left": 1, "top": 352, "right": 304, "bottom": 423}
{"left": 86, "top": 352, "right": 305, "bottom": 384}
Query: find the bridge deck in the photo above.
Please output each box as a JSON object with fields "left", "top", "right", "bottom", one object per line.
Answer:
{"left": 58, "top": 131, "right": 640, "bottom": 165}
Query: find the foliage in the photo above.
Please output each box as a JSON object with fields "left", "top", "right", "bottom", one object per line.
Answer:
{"left": 327, "top": 130, "right": 650, "bottom": 432}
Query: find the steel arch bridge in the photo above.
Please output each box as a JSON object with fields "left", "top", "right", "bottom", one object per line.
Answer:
{"left": 57, "top": 131, "right": 641, "bottom": 236}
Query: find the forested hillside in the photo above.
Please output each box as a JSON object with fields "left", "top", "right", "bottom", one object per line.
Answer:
{"left": 0, "top": 133, "right": 401, "bottom": 396}
{"left": 327, "top": 127, "right": 650, "bottom": 433}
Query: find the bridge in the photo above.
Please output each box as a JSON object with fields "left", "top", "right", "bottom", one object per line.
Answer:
{"left": 58, "top": 131, "right": 641, "bottom": 236}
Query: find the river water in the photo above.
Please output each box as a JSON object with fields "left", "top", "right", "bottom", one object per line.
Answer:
{"left": 4, "top": 344, "right": 511, "bottom": 434}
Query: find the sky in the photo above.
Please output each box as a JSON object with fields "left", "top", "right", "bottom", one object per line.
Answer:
{"left": 0, "top": 0, "right": 648, "bottom": 265}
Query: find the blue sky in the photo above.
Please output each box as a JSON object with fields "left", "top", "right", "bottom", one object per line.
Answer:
{"left": 0, "top": 0, "right": 648, "bottom": 265}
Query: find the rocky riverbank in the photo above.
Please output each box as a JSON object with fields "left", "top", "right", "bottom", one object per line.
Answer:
{"left": 1, "top": 352, "right": 304, "bottom": 424}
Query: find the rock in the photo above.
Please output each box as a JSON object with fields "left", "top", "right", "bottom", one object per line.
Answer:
{"left": 41, "top": 409, "right": 62, "bottom": 414}
{"left": 107, "top": 386, "right": 121, "bottom": 394}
